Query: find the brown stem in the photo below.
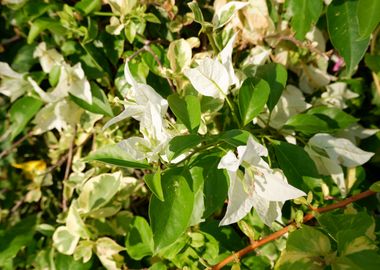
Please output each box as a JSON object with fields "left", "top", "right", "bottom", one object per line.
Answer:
{"left": 212, "top": 189, "right": 376, "bottom": 270}
{"left": 0, "top": 130, "right": 34, "bottom": 159}
{"left": 41, "top": 133, "right": 93, "bottom": 176}
{"left": 63, "top": 126, "right": 77, "bottom": 181}
{"left": 62, "top": 126, "right": 77, "bottom": 211}
{"left": 265, "top": 34, "right": 330, "bottom": 60}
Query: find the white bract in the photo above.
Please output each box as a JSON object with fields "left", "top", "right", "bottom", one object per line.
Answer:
{"left": 317, "top": 82, "right": 359, "bottom": 109}
{"left": 218, "top": 136, "right": 306, "bottom": 226}
{"left": 29, "top": 62, "right": 92, "bottom": 104}
{"left": 0, "top": 62, "right": 33, "bottom": 101}
{"left": 260, "top": 85, "right": 311, "bottom": 129}
{"left": 336, "top": 123, "right": 379, "bottom": 144}
{"left": 184, "top": 35, "right": 238, "bottom": 99}
{"left": 104, "top": 63, "right": 171, "bottom": 163}
{"left": 34, "top": 42, "right": 64, "bottom": 73}
{"left": 305, "top": 133, "right": 374, "bottom": 195}
{"left": 33, "top": 99, "right": 82, "bottom": 134}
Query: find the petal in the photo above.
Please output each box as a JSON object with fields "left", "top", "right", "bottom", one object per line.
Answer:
{"left": 218, "top": 151, "right": 240, "bottom": 172}
{"left": 309, "top": 133, "right": 374, "bottom": 167}
{"left": 219, "top": 171, "right": 253, "bottom": 226}
{"left": 251, "top": 194, "right": 283, "bottom": 226}
{"left": 103, "top": 104, "right": 143, "bottom": 130}
{"left": 124, "top": 62, "right": 138, "bottom": 87}
{"left": 253, "top": 169, "right": 306, "bottom": 201}
{"left": 184, "top": 57, "right": 230, "bottom": 99}
{"left": 240, "top": 136, "right": 267, "bottom": 165}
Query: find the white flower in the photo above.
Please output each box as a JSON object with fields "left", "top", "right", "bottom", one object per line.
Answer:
{"left": 29, "top": 63, "right": 92, "bottom": 104}
{"left": 0, "top": 62, "right": 32, "bottom": 101}
{"left": 33, "top": 99, "right": 82, "bottom": 134}
{"left": 104, "top": 62, "right": 171, "bottom": 163}
{"left": 34, "top": 42, "right": 64, "bottom": 73}
{"left": 317, "top": 82, "right": 359, "bottom": 109}
{"left": 259, "top": 85, "right": 311, "bottom": 129}
{"left": 305, "top": 133, "right": 374, "bottom": 195}
{"left": 218, "top": 136, "right": 306, "bottom": 226}
{"left": 241, "top": 46, "right": 271, "bottom": 66}
{"left": 184, "top": 57, "right": 230, "bottom": 99}
{"left": 104, "top": 62, "right": 168, "bottom": 129}
{"left": 184, "top": 34, "right": 238, "bottom": 99}
{"left": 218, "top": 33, "right": 240, "bottom": 86}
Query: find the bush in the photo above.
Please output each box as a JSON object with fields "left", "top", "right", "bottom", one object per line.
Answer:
{"left": 1, "top": 0, "right": 380, "bottom": 269}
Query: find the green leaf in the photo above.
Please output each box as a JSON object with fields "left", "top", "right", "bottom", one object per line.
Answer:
{"left": 306, "top": 106, "right": 358, "bottom": 130}
{"left": 273, "top": 141, "right": 320, "bottom": 190}
{"left": 238, "top": 78, "right": 270, "bottom": 126}
{"left": 81, "top": 43, "right": 112, "bottom": 78}
{"left": 287, "top": 226, "right": 331, "bottom": 254}
{"left": 370, "top": 181, "right": 380, "bottom": 192}
{"left": 275, "top": 226, "right": 331, "bottom": 270}
{"left": 217, "top": 129, "right": 250, "bottom": 147}
{"left": 190, "top": 154, "right": 229, "bottom": 218}
{"left": 168, "top": 134, "right": 203, "bottom": 160}
{"left": 27, "top": 17, "right": 66, "bottom": 44}
{"left": 53, "top": 226, "right": 80, "bottom": 255}
{"left": 168, "top": 94, "right": 201, "bottom": 133}
{"left": 336, "top": 229, "right": 377, "bottom": 256}
{"left": 9, "top": 96, "right": 43, "bottom": 140}
{"left": 357, "top": 0, "right": 380, "bottom": 39}
{"left": 167, "top": 39, "right": 192, "bottom": 72}
{"left": 327, "top": 0, "right": 370, "bottom": 76}
{"left": 99, "top": 33, "right": 124, "bottom": 66}
{"left": 125, "top": 216, "right": 154, "bottom": 260}
{"left": 84, "top": 144, "right": 151, "bottom": 169}
{"left": 75, "top": 0, "right": 101, "bottom": 15}
{"left": 77, "top": 172, "right": 121, "bottom": 214}
{"left": 212, "top": 1, "right": 248, "bottom": 29}
{"left": 318, "top": 211, "right": 375, "bottom": 240}
{"left": 333, "top": 251, "right": 380, "bottom": 270}
{"left": 12, "top": 44, "right": 38, "bottom": 72}
{"left": 187, "top": 1, "right": 213, "bottom": 31}
{"left": 144, "top": 170, "right": 164, "bottom": 202}
{"left": 255, "top": 63, "right": 287, "bottom": 111}
{"left": 288, "top": 0, "right": 323, "bottom": 40}
{"left": 284, "top": 114, "right": 331, "bottom": 135}
{"left": 365, "top": 54, "right": 380, "bottom": 73}
{"left": 49, "top": 65, "right": 61, "bottom": 87}
{"left": 149, "top": 168, "right": 194, "bottom": 252}
{"left": 0, "top": 216, "right": 37, "bottom": 266}
{"left": 55, "top": 253, "right": 93, "bottom": 270}
{"left": 70, "top": 82, "right": 113, "bottom": 117}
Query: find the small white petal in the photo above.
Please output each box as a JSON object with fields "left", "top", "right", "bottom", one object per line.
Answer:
{"left": 219, "top": 172, "right": 253, "bottom": 226}
{"left": 218, "top": 151, "right": 240, "bottom": 172}
{"left": 184, "top": 57, "right": 230, "bottom": 99}
{"left": 253, "top": 168, "right": 306, "bottom": 201}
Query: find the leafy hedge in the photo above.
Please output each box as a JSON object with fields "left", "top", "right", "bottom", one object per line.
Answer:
{"left": 1, "top": 0, "right": 380, "bottom": 269}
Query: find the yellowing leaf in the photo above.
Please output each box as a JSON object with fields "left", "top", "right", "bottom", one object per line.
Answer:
{"left": 12, "top": 160, "right": 46, "bottom": 180}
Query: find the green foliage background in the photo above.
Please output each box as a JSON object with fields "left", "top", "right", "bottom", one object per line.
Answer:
{"left": 1, "top": 0, "right": 380, "bottom": 269}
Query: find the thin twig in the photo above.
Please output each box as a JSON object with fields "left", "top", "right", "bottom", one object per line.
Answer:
{"left": 125, "top": 46, "right": 147, "bottom": 63}
{"left": 265, "top": 34, "right": 330, "bottom": 60}
{"left": 124, "top": 42, "right": 176, "bottom": 93}
{"left": 63, "top": 126, "right": 77, "bottom": 181}
{"left": 62, "top": 126, "right": 77, "bottom": 211}
{"left": 0, "top": 130, "right": 34, "bottom": 159}
{"left": 41, "top": 133, "right": 93, "bottom": 176}
{"left": 212, "top": 189, "right": 376, "bottom": 270}
{"left": 144, "top": 45, "right": 176, "bottom": 93}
